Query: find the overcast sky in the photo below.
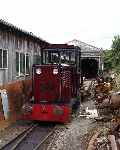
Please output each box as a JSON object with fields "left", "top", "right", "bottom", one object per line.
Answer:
{"left": 0, "top": 0, "right": 120, "bottom": 49}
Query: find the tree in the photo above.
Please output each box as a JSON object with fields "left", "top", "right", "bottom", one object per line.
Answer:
{"left": 111, "top": 35, "right": 120, "bottom": 67}
{"left": 103, "top": 35, "right": 120, "bottom": 72}
{"left": 102, "top": 50, "right": 113, "bottom": 71}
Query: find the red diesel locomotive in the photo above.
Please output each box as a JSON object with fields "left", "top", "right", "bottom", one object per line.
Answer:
{"left": 22, "top": 44, "right": 81, "bottom": 122}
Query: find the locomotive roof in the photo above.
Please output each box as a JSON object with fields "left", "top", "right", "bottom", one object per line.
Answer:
{"left": 33, "top": 64, "right": 71, "bottom": 67}
{"left": 44, "top": 44, "right": 80, "bottom": 51}
{"left": 45, "top": 44, "right": 75, "bottom": 49}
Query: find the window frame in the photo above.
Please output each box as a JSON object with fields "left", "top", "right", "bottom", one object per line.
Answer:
{"left": 0, "top": 49, "right": 8, "bottom": 69}
{"left": 16, "top": 51, "right": 30, "bottom": 77}
{"left": 33, "top": 53, "right": 41, "bottom": 64}
{"left": 25, "top": 53, "right": 30, "bottom": 75}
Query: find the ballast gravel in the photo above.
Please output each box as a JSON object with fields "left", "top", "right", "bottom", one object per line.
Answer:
{"left": 47, "top": 100, "right": 98, "bottom": 150}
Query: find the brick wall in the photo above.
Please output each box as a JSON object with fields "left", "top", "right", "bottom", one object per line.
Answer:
{"left": 0, "top": 79, "right": 32, "bottom": 121}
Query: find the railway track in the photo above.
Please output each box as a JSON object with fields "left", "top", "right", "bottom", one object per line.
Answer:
{"left": 1, "top": 123, "right": 56, "bottom": 150}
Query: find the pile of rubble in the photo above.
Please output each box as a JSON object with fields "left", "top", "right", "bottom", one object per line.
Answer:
{"left": 86, "top": 76, "right": 120, "bottom": 149}
{"left": 94, "top": 76, "right": 120, "bottom": 117}
{"left": 87, "top": 117, "right": 120, "bottom": 150}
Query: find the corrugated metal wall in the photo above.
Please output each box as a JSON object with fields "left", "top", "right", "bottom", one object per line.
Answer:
{"left": 0, "top": 29, "right": 42, "bottom": 85}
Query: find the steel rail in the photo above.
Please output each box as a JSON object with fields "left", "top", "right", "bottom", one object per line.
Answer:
{"left": 11, "top": 124, "right": 38, "bottom": 150}
{"left": 1, "top": 124, "right": 56, "bottom": 150}
{"left": 1, "top": 124, "right": 37, "bottom": 150}
{"left": 33, "top": 125, "right": 56, "bottom": 150}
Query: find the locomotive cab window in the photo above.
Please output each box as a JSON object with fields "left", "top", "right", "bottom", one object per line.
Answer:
{"left": 42, "top": 46, "right": 81, "bottom": 72}
{"left": 51, "top": 53, "right": 59, "bottom": 63}
{"left": 61, "top": 51, "right": 69, "bottom": 64}
{"left": 43, "top": 50, "right": 76, "bottom": 65}
{"left": 43, "top": 51, "right": 60, "bottom": 64}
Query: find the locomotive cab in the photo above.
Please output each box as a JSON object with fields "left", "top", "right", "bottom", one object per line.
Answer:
{"left": 22, "top": 44, "right": 81, "bottom": 122}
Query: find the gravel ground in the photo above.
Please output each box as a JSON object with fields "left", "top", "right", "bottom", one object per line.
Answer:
{"left": 45, "top": 100, "right": 97, "bottom": 150}
{"left": 46, "top": 98, "right": 111, "bottom": 150}
{"left": 47, "top": 119, "right": 96, "bottom": 150}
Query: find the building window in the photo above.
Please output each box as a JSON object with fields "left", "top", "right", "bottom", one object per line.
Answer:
{"left": 26, "top": 54, "right": 30, "bottom": 74}
{"left": 0, "top": 50, "right": 2, "bottom": 68}
{"left": 16, "top": 52, "right": 30, "bottom": 76}
{"left": 0, "top": 49, "right": 8, "bottom": 69}
{"left": 20, "top": 53, "right": 25, "bottom": 75}
{"left": 33, "top": 55, "right": 41, "bottom": 64}
{"left": 16, "top": 52, "right": 19, "bottom": 76}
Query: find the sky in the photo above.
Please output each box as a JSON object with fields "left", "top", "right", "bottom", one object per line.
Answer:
{"left": 0, "top": 0, "right": 120, "bottom": 49}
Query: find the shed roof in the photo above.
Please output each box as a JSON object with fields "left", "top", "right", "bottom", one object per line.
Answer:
{"left": 0, "top": 19, "right": 49, "bottom": 46}
{"left": 67, "top": 39, "right": 102, "bottom": 53}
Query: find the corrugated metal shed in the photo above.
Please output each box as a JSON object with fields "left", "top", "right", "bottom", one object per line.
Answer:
{"left": 67, "top": 39, "right": 102, "bottom": 53}
{"left": 0, "top": 19, "right": 49, "bottom": 47}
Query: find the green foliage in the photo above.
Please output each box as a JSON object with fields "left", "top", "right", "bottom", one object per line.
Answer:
{"left": 103, "top": 35, "right": 120, "bottom": 72}
{"left": 103, "top": 50, "right": 113, "bottom": 71}
{"left": 111, "top": 35, "right": 120, "bottom": 67}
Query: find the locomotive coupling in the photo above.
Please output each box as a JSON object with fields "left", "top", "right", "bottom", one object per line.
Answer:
{"left": 21, "top": 103, "right": 33, "bottom": 115}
